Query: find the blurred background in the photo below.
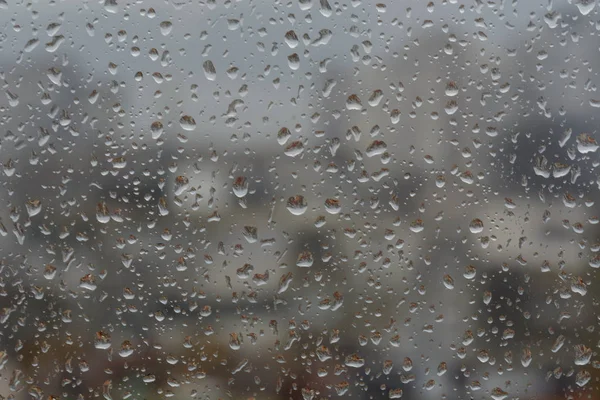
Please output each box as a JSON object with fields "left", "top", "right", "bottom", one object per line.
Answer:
{"left": 0, "top": 0, "right": 599, "bottom": 399}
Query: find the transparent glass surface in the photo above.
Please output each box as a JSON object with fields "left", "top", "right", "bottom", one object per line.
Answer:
{"left": 0, "top": 0, "right": 599, "bottom": 399}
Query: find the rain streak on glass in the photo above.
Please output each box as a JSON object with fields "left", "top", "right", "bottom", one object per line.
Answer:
{"left": 0, "top": 0, "right": 600, "bottom": 399}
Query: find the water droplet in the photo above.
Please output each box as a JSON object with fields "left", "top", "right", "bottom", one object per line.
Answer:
{"left": 576, "top": 133, "right": 598, "bottom": 154}
{"left": 24, "top": 38, "right": 39, "bottom": 52}
{"left": 236, "top": 264, "right": 254, "bottom": 279}
{"left": 444, "top": 100, "right": 458, "bottom": 115}
{"left": 233, "top": 176, "right": 249, "bottom": 198}
{"left": 119, "top": 341, "right": 134, "bottom": 357}
{"left": 423, "top": 379, "right": 436, "bottom": 391}
{"left": 151, "top": 121, "right": 164, "bottom": 139}
{"left": 345, "top": 353, "right": 365, "bottom": 368}
{"left": 491, "top": 387, "right": 508, "bottom": 400}
{"left": 409, "top": 219, "right": 424, "bottom": 233}
{"left": 287, "top": 195, "right": 308, "bottom": 215}
{"left": 104, "top": 0, "right": 118, "bottom": 13}
{"left": 390, "top": 109, "right": 401, "bottom": 124}
{"left": 287, "top": 53, "right": 300, "bottom": 70}
{"left": 278, "top": 272, "right": 293, "bottom": 294}
{"left": 324, "top": 198, "right": 341, "bottom": 214}
{"left": 284, "top": 141, "right": 304, "bottom": 157}
{"left": 298, "top": 0, "right": 313, "bottom": 10}
{"left": 346, "top": 94, "right": 363, "bottom": 111}
{"left": 469, "top": 218, "right": 484, "bottom": 233}
{"left": 158, "top": 197, "right": 169, "bottom": 216}
{"left": 445, "top": 81, "right": 459, "bottom": 96}
{"left": 159, "top": 21, "right": 173, "bottom": 35}
{"left": 368, "top": 89, "right": 384, "bottom": 107}
{"left": 46, "top": 22, "right": 61, "bottom": 36}
{"left": 483, "top": 290, "right": 492, "bottom": 305}
{"left": 402, "top": 357, "right": 413, "bottom": 371}
{"left": 277, "top": 127, "right": 292, "bottom": 145}
{"left": 80, "top": 274, "right": 97, "bottom": 291}
{"left": 563, "top": 192, "right": 577, "bottom": 208}
{"left": 203, "top": 60, "right": 216, "bottom": 81}
{"left": 45, "top": 35, "right": 65, "bottom": 52}
{"left": 26, "top": 199, "right": 42, "bottom": 217}
{"left": 96, "top": 202, "right": 110, "bottom": 223}
{"left": 297, "top": 250, "right": 314, "bottom": 267}
{"left": 442, "top": 274, "right": 454, "bottom": 290}
{"left": 574, "top": 344, "right": 592, "bottom": 365}
{"left": 437, "top": 362, "right": 447, "bottom": 376}
{"left": 173, "top": 176, "right": 189, "bottom": 196}
{"left": 571, "top": 277, "right": 587, "bottom": 296}
{"left": 460, "top": 171, "right": 474, "bottom": 184}
{"left": 199, "top": 305, "right": 212, "bottom": 317}
{"left": 43, "top": 264, "right": 57, "bottom": 280}
{"left": 229, "top": 333, "right": 241, "bottom": 350}
{"left": 574, "top": 0, "right": 596, "bottom": 15}
{"left": 94, "top": 331, "right": 111, "bottom": 349}
{"left": 576, "top": 370, "right": 591, "bottom": 387}
{"left": 366, "top": 140, "right": 387, "bottom": 157}
{"left": 179, "top": 115, "right": 196, "bottom": 131}
{"left": 284, "top": 30, "right": 299, "bottom": 48}
{"left": 521, "top": 347, "right": 532, "bottom": 367}
{"left": 334, "top": 382, "right": 349, "bottom": 396}
{"left": 242, "top": 226, "right": 258, "bottom": 243}
{"left": 463, "top": 265, "right": 476, "bottom": 280}
{"left": 435, "top": 175, "right": 446, "bottom": 188}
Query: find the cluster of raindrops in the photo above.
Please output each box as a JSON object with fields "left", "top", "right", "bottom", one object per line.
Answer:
{"left": 0, "top": 0, "right": 600, "bottom": 399}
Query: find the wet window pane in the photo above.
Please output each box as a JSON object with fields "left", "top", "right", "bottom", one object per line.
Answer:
{"left": 1, "top": 0, "right": 599, "bottom": 399}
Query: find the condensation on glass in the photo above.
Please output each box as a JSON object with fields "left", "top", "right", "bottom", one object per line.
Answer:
{"left": 0, "top": 0, "right": 598, "bottom": 399}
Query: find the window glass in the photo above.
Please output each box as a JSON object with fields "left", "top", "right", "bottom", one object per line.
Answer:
{"left": 0, "top": 0, "right": 599, "bottom": 399}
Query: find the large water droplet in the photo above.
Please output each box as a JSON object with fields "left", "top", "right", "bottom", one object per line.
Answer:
{"left": 574, "top": 0, "right": 596, "bottom": 15}
{"left": 287, "top": 195, "right": 308, "bottom": 215}
{"left": 179, "top": 115, "right": 196, "bottom": 131}
{"left": 203, "top": 60, "right": 216, "bottom": 80}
